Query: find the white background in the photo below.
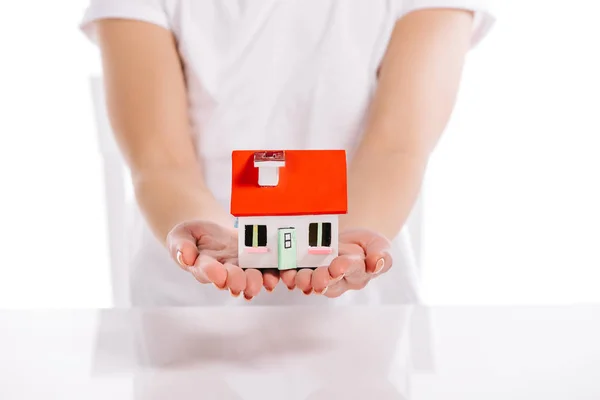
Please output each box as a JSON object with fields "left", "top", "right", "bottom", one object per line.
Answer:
{"left": 0, "top": 1, "right": 598, "bottom": 307}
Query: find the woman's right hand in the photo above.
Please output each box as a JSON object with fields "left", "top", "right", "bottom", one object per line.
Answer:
{"left": 166, "top": 221, "right": 280, "bottom": 300}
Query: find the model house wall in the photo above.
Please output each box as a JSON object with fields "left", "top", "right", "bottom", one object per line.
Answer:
{"left": 238, "top": 214, "right": 339, "bottom": 269}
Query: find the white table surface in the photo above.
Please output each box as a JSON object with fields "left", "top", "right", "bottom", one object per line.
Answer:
{"left": 0, "top": 305, "right": 599, "bottom": 399}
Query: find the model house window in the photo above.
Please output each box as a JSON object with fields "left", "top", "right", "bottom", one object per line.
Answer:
{"left": 308, "top": 222, "right": 332, "bottom": 247}
{"left": 284, "top": 232, "right": 292, "bottom": 249}
{"left": 244, "top": 225, "right": 267, "bottom": 247}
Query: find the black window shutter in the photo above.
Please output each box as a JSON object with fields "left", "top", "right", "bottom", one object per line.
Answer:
{"left": 308, "top": 223, "right": 318, "bottom": 247}
{"left": 244, "top": 225, "right": 253, "bottom": 247}
{"left": 322, "top": 223, "right": 332, "bottom": 247}
{"left": 257, "top": 225, "right": 267, "bottom": 246}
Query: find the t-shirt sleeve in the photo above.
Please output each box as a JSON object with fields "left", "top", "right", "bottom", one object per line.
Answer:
{"left": 80, "top": 0, "right": 170, "bottom": 44}
{"left": 398, "top": 0, "right": 496, "bottom": 48}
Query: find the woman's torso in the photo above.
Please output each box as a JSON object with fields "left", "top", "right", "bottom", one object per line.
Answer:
{"left": 129, "top": 0, "right": 421, "bottom": 306}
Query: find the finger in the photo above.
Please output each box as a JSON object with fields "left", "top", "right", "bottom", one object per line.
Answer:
{"left": 262, "top": 269, "right": 280, "bottom": 292}
{"left": 189, "top": 254, "right": 226, "bottom": 285}
{"left": 197, "top": 254, "right": 228, "bottom": 286}
{"left": 324, "top": 270, "right": 369, "bottom": 298}
{"left": 344, "top": 275, "right": 370, "bottom": 290}
{"left": 243, "top": 269, "right": 262, "bottom": 298}
{"left": 311, "top": 267, "right": 331, "bottom": 295}
{"left": 224, "top": 263, "right": 246, "bottom": 296}
{"left": 328, "top": 253, "right": 364, "bottom": 281}
{"left": 340, "top": 230, "right": 392, "bottom": 274}
{"left": 167, "top": 228, "right": 200, "bottom": 269}
{"left": 243, "top": 269, "right": 263, "bottom": 300}
{"left": 295, "top": 269, "right": 314, "bottom": 295}
{"left": 322, "top": 281, "right": 348, "bottom": 298}
{"left": 366, "top": 250, "right": 392, "bottom": 275}
{"left": 280, "top": 269, "right": 297, "bottom": 290}
{"left": 343, "top": 259, "right": 369, "bottom": 286}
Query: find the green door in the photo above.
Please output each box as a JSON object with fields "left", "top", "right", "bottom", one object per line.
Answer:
{"left": 278, "top": 228, "right": 297, "bottom": 270}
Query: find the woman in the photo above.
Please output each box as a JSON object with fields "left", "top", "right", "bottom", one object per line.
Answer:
{"left": 81, "top": 0, "right": 494, "bottom": 306}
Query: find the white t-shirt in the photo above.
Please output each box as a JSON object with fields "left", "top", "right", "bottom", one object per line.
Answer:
{"left": 81, "top": 0, "right": 495, "bottom": 306}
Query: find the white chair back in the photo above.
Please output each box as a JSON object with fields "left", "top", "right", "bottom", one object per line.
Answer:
{"left": 90, "top": 76, "right": 132, "bottom": 307}
{"left": 406, "top": 192, "right": 424, "bottom": 275}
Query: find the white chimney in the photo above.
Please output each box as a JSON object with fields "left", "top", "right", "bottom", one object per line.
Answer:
{"left": 254, "top": 151, "right": 285, "bottom": 187}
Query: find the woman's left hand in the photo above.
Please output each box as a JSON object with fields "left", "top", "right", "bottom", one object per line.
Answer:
{"left": 280, "top": 229, "right": 393, "bottom": 298}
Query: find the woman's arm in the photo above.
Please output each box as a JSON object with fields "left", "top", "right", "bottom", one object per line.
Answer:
{"left": 340, "top": 9, "right": 475, "bottom": 240}
{"left": 96, "top": 20, "right": 232, "bottom": 244}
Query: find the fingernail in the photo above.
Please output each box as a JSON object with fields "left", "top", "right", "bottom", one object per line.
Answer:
{"left": 331, "top": 273, "right": 345, "bottom": 284}
{"left": 318, "top": 286, "right": 328, "bottom": 295}
{"left": 244, "top": 294, "right": 253, "bottom": 301}
{"left": 287, "top": 286, "right": 295, "bottom": 291}
{"left": 303, "top": 289, "right": 314, "bottom": 296}
{"left": 230, "top": 289, "right": 241, "bottom": 298}
{"left": 374, "top": 258, "right": 385, "bottom": 274}
{"left": 213, "top": 283, "right": 226, "bottom": 291}
{"left": 266, "top": 287, "right": 274, "bottom": 293}
{"left": 176, "top": 250, "right": 187, "bottom": 267}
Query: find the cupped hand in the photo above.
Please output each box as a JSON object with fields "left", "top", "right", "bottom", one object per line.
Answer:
{"left": 280, "top": 229, "right": 392, "bottom": 298}
{"left": 166, "top": 220, "right": 279, "bottom": 300}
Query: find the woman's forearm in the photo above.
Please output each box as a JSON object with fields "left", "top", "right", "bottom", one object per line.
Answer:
{"left": 96, "top": 20, "right": 233, "bottom": 245}
{"left": 341, "top": 9, "right": 474, "bottom": 239}
{"left": 133, "top": 167, "right": 233, "bottom": 244}
{"left": 341, "top": 146, "right": 427, "bottom": 240}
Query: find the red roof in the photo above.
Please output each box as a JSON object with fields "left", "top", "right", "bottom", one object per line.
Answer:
{"left": 230, "top": 150, "right": 348, "bottom": 217}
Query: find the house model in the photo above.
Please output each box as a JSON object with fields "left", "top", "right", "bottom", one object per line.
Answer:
{"left": 230, "top": 150, "right": 348, "bottom": 270}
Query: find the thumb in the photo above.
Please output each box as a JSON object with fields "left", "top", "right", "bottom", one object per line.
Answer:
{"left": 341, "top": 229, "right": 392, "bottom": 274}
{"left": 167, "top": 225, "right": 200, "bottom": 269}
{"left": 365, "top": 237, "right": 392, "bottom": 274}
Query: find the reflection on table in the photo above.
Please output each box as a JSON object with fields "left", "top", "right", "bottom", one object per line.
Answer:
{"left": 95, "top": 306, "right": 414, "bottom": 399}
{"left": 1, "top": 305, "right": 599, "bottom": 399}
